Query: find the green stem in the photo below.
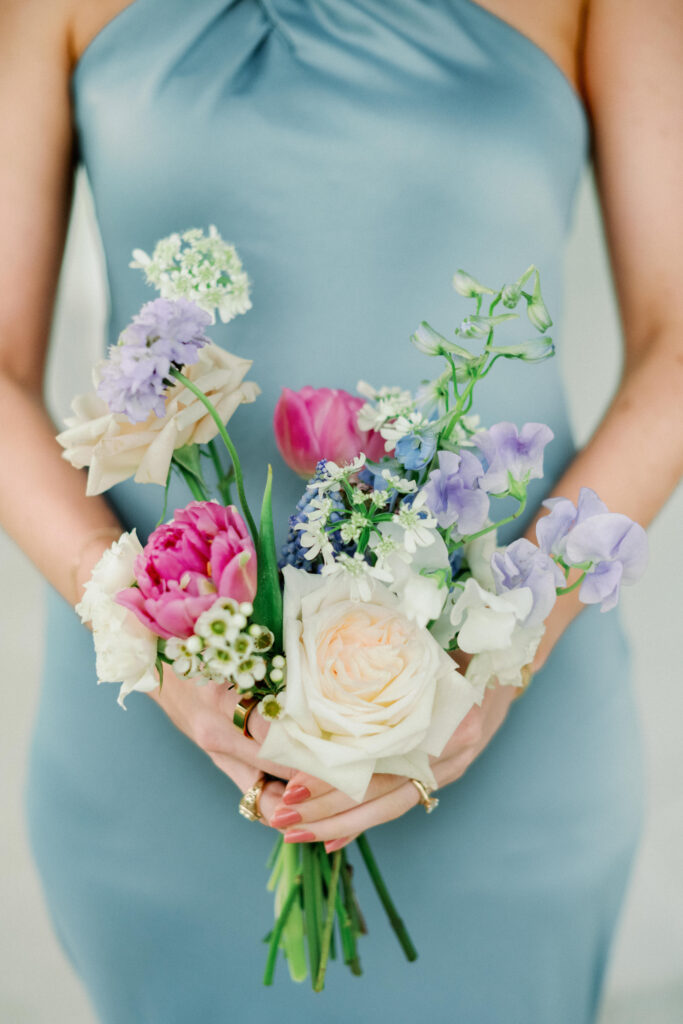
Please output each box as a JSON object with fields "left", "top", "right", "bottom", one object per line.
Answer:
{"left": 208, "top": 439, "right": 233, "bottom": 505}
{"left": 174, "top": 460, "right": 209, "bottom": 501}
{"left": 321, "top": 849, "right": 362, "bottom": 974}
{"left": 171, "top": 369, "right": 258, "bottom": 543}
{"left": 556, "top": 571, "right": 587, "bottom": 596}
{"left": 301, "top": 844, "right": 322, "bottom": 985}
{"left": 451, "top": 494, "right": 527, "bottom": 550}
{"left": 356, "top": 834, "right": 418, "bottom": 962}
{"left": 314, "top": 850, "right": 342, "bottom": 991}
{"left": 263, "top": 876, "right": 302, "bottom": 986}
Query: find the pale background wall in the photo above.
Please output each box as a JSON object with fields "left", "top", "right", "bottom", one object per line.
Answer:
{"left": 0, "top": 170, "right": 681, "bottom": 1022}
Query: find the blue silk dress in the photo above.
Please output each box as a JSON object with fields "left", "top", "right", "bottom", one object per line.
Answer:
{"left": 26, "top": 2, "right": 644, "bottom": 1021}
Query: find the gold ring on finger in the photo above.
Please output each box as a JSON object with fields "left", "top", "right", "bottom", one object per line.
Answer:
{"left": 239, "top": 775, "right": 265, "bottom": 822}
{"left": 410, "top": 778, "right": 439, "bottom": 813}
{"left": 233, "top": 695, "right": 259, "bottom": 739}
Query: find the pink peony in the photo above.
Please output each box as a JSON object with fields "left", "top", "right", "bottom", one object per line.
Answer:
{"left": 273, "top": 386, "right": 387, "bottom": 478}
{"left": 116, "top": 501, "right": 257, "bottom": 639}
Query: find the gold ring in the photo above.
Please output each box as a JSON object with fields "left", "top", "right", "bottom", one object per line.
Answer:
{"left": 511, "top": 664, "right": 534, "bottom": 702}
{"left": 410, "top": 778, "right": 439, "bottom": 813}
{"left": 239, "top": 776, "right": 265, "bottom": 822}
{"left": 233, "top": 695, "right": 259, "bottom": 739}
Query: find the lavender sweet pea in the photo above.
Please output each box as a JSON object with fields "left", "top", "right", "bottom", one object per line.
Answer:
{"left": 97, "top": 298, "right": 211, "bottom": 423}
{"left": 490, "top": 538, "right": 564, "bottom": 626}
{"left": 423, "top": 450, "right": 489, "bottom": 534}
{"left": 537, "top": 487, "right": 648, "bottom": 611}
{"left": 475, "top": 421, "right": 553, "bottom": 494}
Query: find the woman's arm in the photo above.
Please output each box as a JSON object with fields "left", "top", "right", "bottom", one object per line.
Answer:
{"left": 0, "top": 1, "right": 122, "bottom": 601}
{"left": 0, "top": 0, "right": 286, "bottom": 819}
{"left": 272, "top": 0, "right": 683, "bottom": 847}
{"left": 530, "top": 0, "right": 683, "bottom": 670}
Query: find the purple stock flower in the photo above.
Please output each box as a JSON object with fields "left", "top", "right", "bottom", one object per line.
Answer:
{"left": 537, "top": 487, "right": 648, "bottom": 612}
{"left": 122, "top": 298, "right": 212, "bottom": 365}
{"left": 475, "top": 422, "right": 554, "bottom": 494}
{"left": 423, "top": 449, "right": 489, "bottom": 535}
{"left": 97, "top": 298, "right": 211, "bottom": 423}
{"left": 491, "top": 538, "right": 564, "bottom": 627}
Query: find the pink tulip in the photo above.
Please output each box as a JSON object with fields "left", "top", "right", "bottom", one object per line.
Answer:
{"left": 116, "top": 501, "right": 257, "bottom": 639}
{"left": 273, "top": 386, "right": 387, "bottom": 478}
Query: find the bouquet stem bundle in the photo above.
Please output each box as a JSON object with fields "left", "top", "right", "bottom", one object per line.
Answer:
{"left": 264, "top": 836, "right": 415, "bottom": 989}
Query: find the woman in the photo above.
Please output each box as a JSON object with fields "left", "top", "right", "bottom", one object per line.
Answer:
{"left": 1, "top": 0, "right": 680, "bottom": 1021}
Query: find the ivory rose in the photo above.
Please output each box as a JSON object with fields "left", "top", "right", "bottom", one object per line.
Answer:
{"left": 258, "top": 566, "right": 480, "bottom": 802}
{"left": 56, "top": 343, "right": 259, "bottom": 496}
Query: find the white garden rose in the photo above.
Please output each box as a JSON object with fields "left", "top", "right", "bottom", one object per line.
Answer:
{"left": 76, "top": 531, "right": 159, "bottom": 708}
{"left": 258, "top": 566, "right": 480, "bottom": 802}
{"left": 56, "top": 343, "right": 259, "bottom": 496}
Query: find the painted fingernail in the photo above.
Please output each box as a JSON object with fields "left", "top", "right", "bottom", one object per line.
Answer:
{"left": 270, "top": 808, "right": 302, "bottom": 828}
{"left": 324, "top": 837, "right": 349, "bottom": 853}
{"left": 283, "top": 785, "right": 311, "bottom": 805}
{"left": 283, "top": 829, "right": 316, "bottom": 843}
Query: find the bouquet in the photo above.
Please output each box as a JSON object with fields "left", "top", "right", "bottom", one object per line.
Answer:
{"left": 59, "top": 228, "right": 647, "bottom": 990}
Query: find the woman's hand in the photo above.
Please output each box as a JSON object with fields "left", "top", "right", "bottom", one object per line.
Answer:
{"left": 148, "top": 669, "right": 291, "bottom": 825}
{"left": 268, "top": 680, "right": 519, "bottom": 851}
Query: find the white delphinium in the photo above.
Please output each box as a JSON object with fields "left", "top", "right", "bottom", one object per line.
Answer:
{"left": 380, "top": 469, "right": 418, "bottom": 494}
{"left": 295, "top": 518, "right": 334, "bottom": 563}
{"left": 339, "top": 510, "right": 369, "bottom": 545}
{"left": 394, "top": 492, "right": 439, "bottom": 554}
{"left": 380, "top": 410, "right": 430, "bottom": 452}
{"left": 75, "top": 531, "right": 159, "bottom": 708}
{"left": 130, "top": 225, "right": 252, "bottom": 324}
{"left": 321, "top": 551, "right": 393, "bottom": 601}
{"left": 356, "top": 382, "right": 414, "bottom": 432}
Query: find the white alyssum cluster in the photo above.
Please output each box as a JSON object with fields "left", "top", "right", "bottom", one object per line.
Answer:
{"left": 75, "top": 531, "right": 159, "bottom": 709}
{"left": 165, "top": 597, "right": 276, "bottom": 692}
{"left": 130, "top": 226, "right": 252, "bottom": 324}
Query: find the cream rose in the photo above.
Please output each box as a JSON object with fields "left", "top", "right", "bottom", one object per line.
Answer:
{"left": 258, "top": 566, "right": 480, "bottom": 802}
{"left": 56, "top": 343, "right": 260, "bottom": 496}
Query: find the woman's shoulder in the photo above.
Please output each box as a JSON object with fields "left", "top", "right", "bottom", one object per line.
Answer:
{"left": 468, "top": 0, "right": 587, "bottom": 100}
{"left": 1, "top": 0, "right": 138, "bottom": 69}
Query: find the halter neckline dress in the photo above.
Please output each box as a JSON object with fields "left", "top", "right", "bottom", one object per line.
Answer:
{"left": 27, "top": 3, "right": 643, "bottom": 1021}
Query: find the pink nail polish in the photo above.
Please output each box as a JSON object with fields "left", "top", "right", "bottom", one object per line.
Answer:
{"left": 270, "top": 808, "right": 302, "bottom": 828}
{"left": 283, "top": 829, "right": 316, "bottom": 843}
{"left": 324, "top": 837, "right": 348, "bottom": 853}
{"left": 283, "top": 785, "right": 311, "bottom": 805}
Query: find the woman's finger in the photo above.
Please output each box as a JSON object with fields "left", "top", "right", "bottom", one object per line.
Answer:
{"left": 280, "top": 771, "right": 335, "bottom": 806}
{"left": 283, "top": 778, "right": 422, "bottom": 844}
{"left": 273, "top": 771, "right": 407, "bottom": 828}
{"left": 208, "top": 752, "right": 285, "bottom": 828}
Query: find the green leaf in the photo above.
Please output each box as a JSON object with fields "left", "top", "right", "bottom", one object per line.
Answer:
{"left": 172, "top": 444, "right": 204, "bottom": 484}
{"left": 252, "top": 465, "right": 283, "bottom": 649}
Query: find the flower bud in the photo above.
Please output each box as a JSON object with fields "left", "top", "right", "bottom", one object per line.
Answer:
{"left": 452, "top": 269, "right": 495, "bottom": 297}
{"left": 526, "top": 271, "right": 552, "bottom": 332}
